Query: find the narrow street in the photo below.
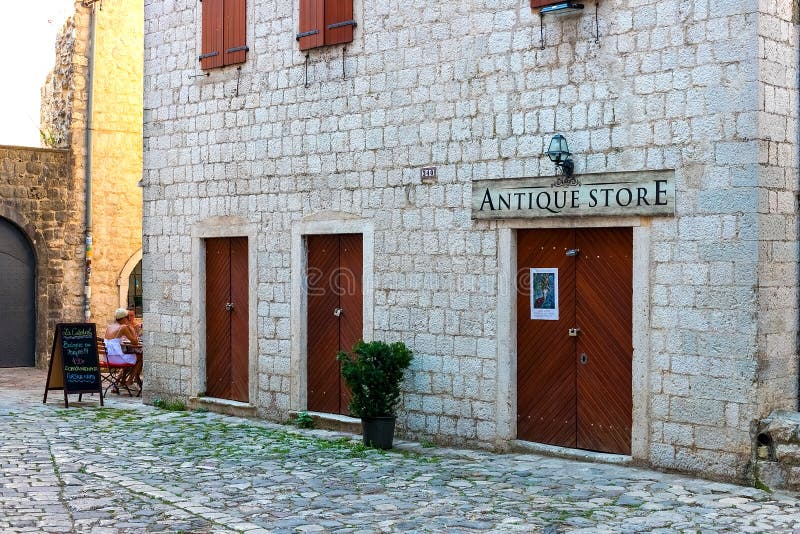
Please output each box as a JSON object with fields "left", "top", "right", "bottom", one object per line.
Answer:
{"left": 2, "top": 367, "right": 799, "bottom": 533}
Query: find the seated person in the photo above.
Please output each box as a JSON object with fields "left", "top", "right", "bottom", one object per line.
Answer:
{"left": 127, "top": 306, "right": 143, "bottom": 337}
{"left": 104, "top": 307, "right": 141, "bottom": 388}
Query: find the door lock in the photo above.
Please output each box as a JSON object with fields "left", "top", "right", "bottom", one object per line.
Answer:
{"left": 225, "top": 302, "right": 234, "bottom": 311}
{"left": 333, "top": 307, "right": 343, "bottom": 317}
{"left": 568, "top": 327, "right": 580, "bottom": 337}
{"left": 580, "top": 353, "right": 588, "bottom": 365}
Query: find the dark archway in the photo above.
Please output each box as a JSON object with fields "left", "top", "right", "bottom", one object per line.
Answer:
{"left": 0, "top": 217, "right": 35, "bottom": 367}
{"left": 127, "top": 259, "right": 142, "bottom": 317}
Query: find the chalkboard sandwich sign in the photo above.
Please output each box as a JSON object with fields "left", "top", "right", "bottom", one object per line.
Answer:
{"left": 43, "top": 323, "right": 103, "bottom": 407}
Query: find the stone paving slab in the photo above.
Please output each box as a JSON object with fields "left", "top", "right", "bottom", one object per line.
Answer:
{"left": 2, "top": 367, "right": 800, "bottom": 533}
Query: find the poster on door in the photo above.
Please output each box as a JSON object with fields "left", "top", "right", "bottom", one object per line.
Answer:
{"left": 531, "top": 268, "right": 558, "bottom": 320}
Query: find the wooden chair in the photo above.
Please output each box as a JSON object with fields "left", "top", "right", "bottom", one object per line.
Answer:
{"left": 96, "top": 337, "right": 137, "bottom": 397}
{"left": 120, "top": 343, "right": 143, "bottom": 397}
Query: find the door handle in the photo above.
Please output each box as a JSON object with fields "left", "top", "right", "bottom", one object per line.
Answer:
{"left": 333, "top": 307, "right": 342, "bottom": 317}
{"left": 225, "top": 302, "right": 234, "bottom": 311}
{"left": 568, "top": 327, "right": 580, "bottom": 337}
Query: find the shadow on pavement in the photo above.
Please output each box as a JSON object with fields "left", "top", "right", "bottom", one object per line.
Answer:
{"left": 0, "top": 366, "right": 142, "bottom": 406}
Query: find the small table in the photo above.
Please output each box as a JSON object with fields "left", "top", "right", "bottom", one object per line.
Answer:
{"left": 121, "top": 343, "right": 143, "bottom": 396}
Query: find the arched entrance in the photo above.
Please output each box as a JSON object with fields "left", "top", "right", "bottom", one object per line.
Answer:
{"left": 0, "top": 217, "right": 35, "bottom": 367}
{"left": 117, "top": 250, "right": 143, "bottom": 317}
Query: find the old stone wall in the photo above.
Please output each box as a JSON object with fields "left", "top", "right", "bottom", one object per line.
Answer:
{"left": 141, "top": 0, "right": 799, "bottom": 483}
{"left": 87, "top": 0, "right": 144, "bottom": 321}
{"left": 41, "top": 0, "right": 144, "bottom": 323}
{"left": 754, "top": 1, "right": 800, "bottom": 422}
{"left": 755, "top": 411, "right": 800, "bottom": 491}
{"left": 0, "top": 146, "right": 84, "bottom": 367}
{"left": 40, "top": 14, "right": 76, "bottom": 149}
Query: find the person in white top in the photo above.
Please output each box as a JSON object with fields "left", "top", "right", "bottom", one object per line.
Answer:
{"left": 104, "top": 308, "right": 141, "bottom": 388}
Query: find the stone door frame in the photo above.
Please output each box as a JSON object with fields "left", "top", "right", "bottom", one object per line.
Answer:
{"left": 290, "top": 213, "right": 374, "bottom": 412}
{"left": 191, "top": 216, "right": 258, "bottom": 405}
{"left": 495, "top": 217, "right": 651, "bottom": 460}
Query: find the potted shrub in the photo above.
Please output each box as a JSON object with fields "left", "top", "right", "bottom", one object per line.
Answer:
{"left": 337, "top": 340, "right": 413, "bottom": 449}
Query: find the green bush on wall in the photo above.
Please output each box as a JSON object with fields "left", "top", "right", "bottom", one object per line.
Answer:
{"left": 337, "top": 340, "right": 413, "bottom": 418}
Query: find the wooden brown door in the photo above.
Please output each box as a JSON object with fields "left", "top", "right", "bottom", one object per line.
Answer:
{"left": 575, "top": 228, "right": 633, "bottom": 453}
{"left": 517, "top": 229, "right": 577, "bottom": 448}
{"left": 307, "top": 234, "right": 363, "bottom": 414}
{"left": 206, "top": 237, "right": 249, "bottom": 402}
{"left": 517, "top": 228, "right": 632, "bottom": 454}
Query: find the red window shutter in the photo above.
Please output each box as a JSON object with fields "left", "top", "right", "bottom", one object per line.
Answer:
{"left": 298, "top": 0, "right": 324, "bottom": 50}
{"left": 223, "top": 0, "right": 248, "bottom": 65}
{"left": 531, "top": 0, "right": 565, "bottom": 7}
{"left": 200, "top": 0, "right": 224, "bottom": 69}
{"left": 324, "top": 0, "right": 354, "bottom": 46}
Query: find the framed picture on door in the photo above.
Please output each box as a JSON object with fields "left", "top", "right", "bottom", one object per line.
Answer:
{"left": 530, "top": 268, "right": 558, "bottom": 320}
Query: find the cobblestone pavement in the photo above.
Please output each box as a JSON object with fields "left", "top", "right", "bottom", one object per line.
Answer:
{"left": 2, "top": 368, "right": 800, "bottom": 533}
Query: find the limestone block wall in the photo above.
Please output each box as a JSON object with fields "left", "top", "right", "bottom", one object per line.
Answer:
{"left": 41, "top": 0, "right": 144, "bottom": 323}
{"left": 755, "top": 411, "right": 800, "bottom": 491}
{"left": 0, "top": 146, "right": 84, "bottom": 367}
{"left": 41, "top": 2, "right": 90, "bottom": 323}
{"left": 644, "top": 2, "right": 798, "bottom": 480}
{"left": 88, "top": 0, "right": 144, "bottom": 320}
{"left": 141, "top": 0, "right": 799, "bottom": 482}
{"left": 754, "top": 1, "right": 799, "bottom": 421}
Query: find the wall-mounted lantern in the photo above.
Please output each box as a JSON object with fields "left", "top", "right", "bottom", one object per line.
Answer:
{"left": 546, "top": 134, "right": 575, "bottom": 178}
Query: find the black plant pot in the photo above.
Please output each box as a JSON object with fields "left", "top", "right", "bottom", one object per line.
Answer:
{"left": 361, "top": 416, "right": 396, "bottom": 449}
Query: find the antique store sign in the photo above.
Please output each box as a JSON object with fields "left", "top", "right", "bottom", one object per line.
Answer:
{"left": 472, "top": 170, "right": 675, "bottom": 219}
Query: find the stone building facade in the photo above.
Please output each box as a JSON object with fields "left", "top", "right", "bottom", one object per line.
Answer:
{"left": 40, "top": 0, "right": 144, "bottom": 323}
{"left": 0, "top": 0, "right": 143, "bottom": 367}
{"left": 141, "top": 0, "right": 800, "bottom": 485}
{"left": 0, "top": 146, "right": 83, "bottom": 367}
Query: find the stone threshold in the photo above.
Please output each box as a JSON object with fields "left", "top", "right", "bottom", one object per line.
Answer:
{"left": 188, "top": 396, "right": 257, "bottom": 418}
{"left": 187, "top": 403, "right": 633, "bottom": 467}
{"left": 511, "top": 440, "right": 633, "bottom": 465}
{"left": 289, "top": 410, "right": 362, "bottom": 434}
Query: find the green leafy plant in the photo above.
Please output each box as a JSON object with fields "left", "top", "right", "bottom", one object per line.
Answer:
{"left": 337, "top": 340, "right": 413, "bottom": 418}
{"left": 294, "top": 411, "right": 315, "bottom": 429}
{"left": 39, "top": 129, "right": 62, "bottom": 148}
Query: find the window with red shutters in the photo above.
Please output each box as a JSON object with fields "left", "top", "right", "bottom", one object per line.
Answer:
{"left": 200, "top": 0, "right": 248, "bottom": 69}
{"left": 297, "top": 0, "right": 355, "bottom": 51}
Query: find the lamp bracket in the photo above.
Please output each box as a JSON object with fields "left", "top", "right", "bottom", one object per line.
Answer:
{"left": 551, "top": 174, "right": 581, "bottom": 188}
{"left": 559, "top": 158, "right": 575, "bottom": 178}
